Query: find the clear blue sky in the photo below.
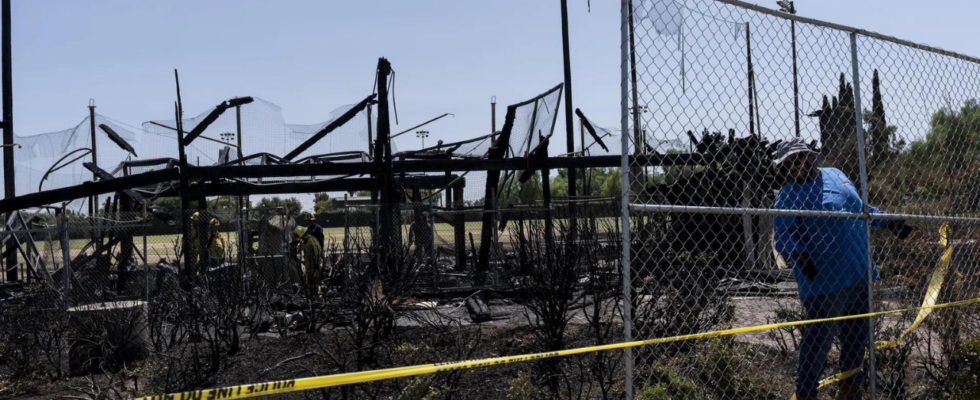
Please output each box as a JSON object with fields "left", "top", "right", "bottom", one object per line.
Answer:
{"left": 9, "top": 0, "right": 979, "bottom": 148}
{"left": 3, "top": 0, "right": 979, "bottom": 207}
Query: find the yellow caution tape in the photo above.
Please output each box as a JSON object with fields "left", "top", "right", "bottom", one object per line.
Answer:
{"left": 791, "top": 223, "right": 955, "bottom": 399}
{"left": 878, "top": 222, "right": 953, "bottom": 348}
{"left": 136, "top": 295, "right": 980, "bottom": 400}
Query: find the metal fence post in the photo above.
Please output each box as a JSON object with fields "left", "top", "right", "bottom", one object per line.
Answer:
{"left": 343, "top": 201, "right": 350, "bottom": 258}
{"left": 620, "top": 0, "right": 634, "bottom": 398}
{"left": 849, "top": 31, "right": 878, "bottom": 398}
{"left": 429, "top": 206, "right": 436, "bottom": 283}
{"left": 60, "top": 213, "right": 71, "bottom": 310}
{"left": 143, "top": 206, "right": 149, "bottom": 302}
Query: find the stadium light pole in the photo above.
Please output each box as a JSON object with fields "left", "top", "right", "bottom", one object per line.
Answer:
{"left": 490, "top": 96, "right": 496, "bottom": 132}
{"left": 416, "top": 130, "right": 429, "bottom": 149}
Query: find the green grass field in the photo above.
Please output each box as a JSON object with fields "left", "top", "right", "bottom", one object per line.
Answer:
{"left": 16, "top": 217, "right": 618, "bottom": 274}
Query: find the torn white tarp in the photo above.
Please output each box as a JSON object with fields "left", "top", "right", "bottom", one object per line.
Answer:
{"left": 633, "top": 0, "right": 684, "bottom": 35}
{"left": 632, "top": 0, "right": 687, "bottom": 93}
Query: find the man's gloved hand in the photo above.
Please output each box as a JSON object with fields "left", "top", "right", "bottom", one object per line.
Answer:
{"left": 886, "top": 220, "right": 913, "bottom": 240}
{"left": 796, "top": 252, "right": 818, "bottom": 282}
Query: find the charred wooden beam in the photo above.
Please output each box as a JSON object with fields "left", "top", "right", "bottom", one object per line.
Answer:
{"left": 188, "top": 178, "right": 374, "bottom": 197}
{"left": 0, "top": 168, "right": 178, "bottom": 214}
{"left": 187, "top": 153, "right": 708, "bottom": 180}
{"left": 83, "top": 162, "right": 147, "bottom": 204}
{"left": 162, "top": 174, "right": 460, "bottom": 198}
{"left": 0, "top": 154, "right": 707, "bottom": 214}
{"left": 282, "top": 94, "right": 377, "bottom": 161}
{"left": 182, "top": 97, "right": 253, "bottom": 146}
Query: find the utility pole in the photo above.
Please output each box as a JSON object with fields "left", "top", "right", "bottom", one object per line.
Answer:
{"left": 2, "top": 0, "right": 16, "bottom": 282}
{"left": 627, "top": 0, "right": 644, "bottom": 197}
{"left": 88, "top": 99, "right": 98, "bottom": 215}
{"left": 778, "top": 1, "right": 800, "bottom": 137}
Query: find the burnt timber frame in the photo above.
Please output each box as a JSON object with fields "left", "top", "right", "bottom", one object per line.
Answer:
{"left": 0, "top": 154, "right": 710, "bottom": 214}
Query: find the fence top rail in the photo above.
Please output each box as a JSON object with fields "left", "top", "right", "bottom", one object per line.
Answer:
{"left": 630, "top": 203, "right": 980, "bottom": 223}
{"left": 713, "top": 0, "right": 980, "bottom": 66}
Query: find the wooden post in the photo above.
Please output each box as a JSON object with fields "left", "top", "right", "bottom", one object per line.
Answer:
{"left": 366, "top": 103, "right": 373, "bottom": 159}
{"left": 476, "top": 115, "right": 515, "bottom": 285}
{"left": 444, "top": 171, "right": 452, "bottom": 208}
{"left": 374, "top": 58, "right": 399, "bottom": 272}
{"left": 541, "top": 150, "right": 554, "bottom": 250}
{"left": 174, "top": 70, "right": 191, "bottom": 279}
{"left": 453, "top": 185, "right": 465, "bottom": 271}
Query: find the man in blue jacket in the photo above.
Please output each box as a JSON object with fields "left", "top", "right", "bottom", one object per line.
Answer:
{"left": 773, "top": 138, "right": 911, "bottom": 400}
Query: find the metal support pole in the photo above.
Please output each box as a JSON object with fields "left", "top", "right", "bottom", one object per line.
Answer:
{"left": 792, "top": 20, "right": 800, "bottom": 138}
{"left": 343, "top": 194, "right": 350, "bottom": 258}
{"left": 236, "top": 105, "right": 248, "bottom": 214}
{"left": 88, "top": 100, "right": 98, "bottom": 215}
{"left": 429, "top": 207, "right": 435, "bottom": 279}
{"left": 580, "top": 118, "right": 586, "bottom": 195}
{"left": 741, "top": 181, "right": 756, "bottom": 271}
{"left": 850, "top": 31, "right": 877, "bottom": 399}
{"left": 236, "top": 204, "right": 245, "bottom": 286}
{"left": 142, "top": 204, "right": 148, "bottom": 301}
{"left": 1, "top": 0, "right": 12, "bottom": 200}
{"left": 61, "top": 213, "right": 71, "bottom": 310}
{"left": 2, "top": 0, "right": 15, "bottom": 282}
{"left": 560, "top": 0, "right": 577, "bottom": 200}
{"left": 620, "top": 1, "right": 634, "bottom": 398}
{"left": 746, "top": 24, "right": 755, "bottom": 136}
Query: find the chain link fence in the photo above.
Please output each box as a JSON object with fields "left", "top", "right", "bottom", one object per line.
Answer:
{"left": 622, "top": 0, "right": 980, "bottom": 399}
{"left": 1, "top": 198, "right": 630, "bottom": 398}
{"left": 4, "top": 1, "right": 980, "bottom": 397}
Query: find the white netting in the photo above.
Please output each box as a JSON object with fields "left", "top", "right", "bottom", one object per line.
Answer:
{"left": 6, "top": 97, "right": 380, "bottom": 198}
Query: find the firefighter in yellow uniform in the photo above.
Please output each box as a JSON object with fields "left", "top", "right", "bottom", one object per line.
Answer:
{"left": 207, "top": 218, "right": 226, "bottom": 268}
{"left": 188, "top": 212, "right": 203, "bottom": 274}
{"left": 294, "top": 226, "right": 323, "bottom": 298}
